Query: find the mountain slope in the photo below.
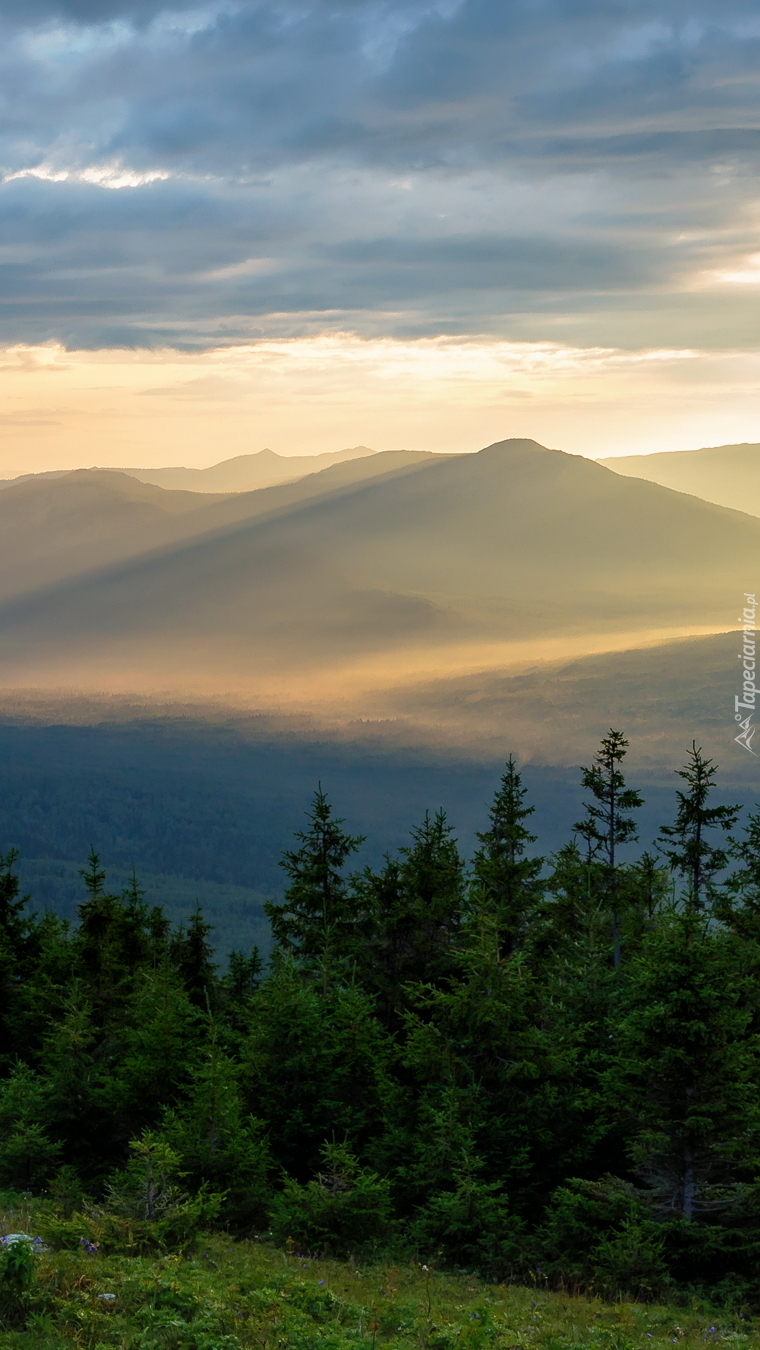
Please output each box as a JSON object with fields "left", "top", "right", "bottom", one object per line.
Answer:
{"left": 380, "top": 628, "right": 750, "bottom": 775}
{"left": 0, "top": 438, "right": 754, "bottom": 693}
{"left": 0, "top": 470, "right": 227, "bottom": 604}
{"left": 0, "top": 451, "right": 438, "bottom": 603}
{"left": 599, "top": 442, "right": 760, "bottom": 516}
{"left": 117, "top": 445, "right": 376, "bottom": 492}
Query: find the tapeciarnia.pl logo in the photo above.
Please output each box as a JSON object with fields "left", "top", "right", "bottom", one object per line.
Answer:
{"left": 735, "top": 592, "right": 758, "bottom": 754}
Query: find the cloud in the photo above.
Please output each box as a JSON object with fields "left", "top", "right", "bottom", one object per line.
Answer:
{"left": 0, "top": 0, "right": 759, "bottom": 347}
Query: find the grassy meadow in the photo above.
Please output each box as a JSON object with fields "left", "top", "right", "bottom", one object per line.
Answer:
{"left": 0, "top": 1198, "right": 754, "bottom": 1350}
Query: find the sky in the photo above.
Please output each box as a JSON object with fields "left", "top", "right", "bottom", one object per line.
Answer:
{"left": 2, "top": 0, "right": 760, "bottom": 472}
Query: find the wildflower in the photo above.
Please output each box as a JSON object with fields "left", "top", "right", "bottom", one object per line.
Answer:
{"left": 318, "top": 1281, "right": 326, "bottom": 1287}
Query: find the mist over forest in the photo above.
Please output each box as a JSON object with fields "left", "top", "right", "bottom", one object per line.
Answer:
{"left": 1, "top": 434, "right": 760, "bottom": 1325}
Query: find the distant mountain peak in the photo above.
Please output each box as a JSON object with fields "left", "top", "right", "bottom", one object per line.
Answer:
{"left": 477, "top": 437, "right": 558, "bottom": 458}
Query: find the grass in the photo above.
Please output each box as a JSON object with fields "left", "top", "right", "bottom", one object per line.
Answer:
{"left": 0, "top": 1201, "right": 756, "bottom": 1350}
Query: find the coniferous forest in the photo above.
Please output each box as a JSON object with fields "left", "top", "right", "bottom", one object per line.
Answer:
{"left": 2, "top": 733, "right": 760, "bottom": 1306}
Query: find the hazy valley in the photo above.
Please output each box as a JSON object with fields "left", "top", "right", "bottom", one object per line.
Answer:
{"left": 0, "top": 434, "right": 755, "bottom": 940}
{"left": 0, "top": 438, "right": 752, "bottom": 716}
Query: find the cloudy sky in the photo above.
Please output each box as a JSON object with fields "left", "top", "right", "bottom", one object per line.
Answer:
{"left": 2, "top": 0, "right": 760, "bottom": 471}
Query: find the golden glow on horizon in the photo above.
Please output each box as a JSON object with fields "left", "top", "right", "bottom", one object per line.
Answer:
{"left": 1, "top": 336, "right": 760, "bottom": 476}
{"left": 0, "top": 624, "right": 729, "bottom": 709}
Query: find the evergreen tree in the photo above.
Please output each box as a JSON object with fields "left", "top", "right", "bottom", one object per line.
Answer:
{"left": 400, "top": 930, "right": 583, "bottom": 1220}
{"left": 240, "top": 959, "right": 391, "bottom": 1178}
{"left": 221, "top": 947, "right": 262, "bottom": 1033}
{"left": 0, "top": 849, "right": 33, "bottom": 950}
{"left": 171, "top": 906, "right": 217, "bottom": 1009}
{"left": 0, "top": 1063, "right": 62, "bottom": 1190}
{"left": 718, "top": 807, "right": 760, "bottom": 940}
{"left": 350, "top": 811, "right": 466, "bottom": 1027}
{"left": 162, "top": 1026, "right": 270, "bottom": 1231}
{"left": 470, "top": 757, "right": 543, "bottom": 958}
{"left": 74, "top": 850, "right": 156, "bottom": 1023}
{"left": 0, "top": 849, "right": 38, "bottom": 1065}
{"left": 38, "top": 996, "right": 110, "bottom": 1183}
{"left": 4, "top": 744, "right": 760, "bottom": 1294}
{"left": 610, "top": 913, "right": 760, "bottom": 1219}
{"left": 657, "top": 743, "right": 740, "bottom": 911}
{"left": 117, "top": 963, "right": 202, "bottom": 1139}
{"left": 573, "top": 730, "right": 643, "bottom": 967}
{"left": 527, "top": 842, "right": 627, "bottom": 1183}
{"left": 265, "top": 787, "right": 364, "bottom": 973}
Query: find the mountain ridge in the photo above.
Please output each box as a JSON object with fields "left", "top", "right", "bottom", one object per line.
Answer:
{"left": 600, "top": 441, "right": 760, "bottom": 517}
{"left": 112, "top": 444, "right": 377, "bottom": 493}
{"left": 0, "top": 450, "right": 440, "bottom": 604}
{"left": 0, "top": 437, "right": 754, "bottom": 699}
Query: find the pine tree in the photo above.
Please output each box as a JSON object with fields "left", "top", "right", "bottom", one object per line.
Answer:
{"left": 470, "top": 757, "right": 543, "bottom": 958}
{"left": 573, "top": 730, "right": 643, "bottom": 967}
{"left": 74, "top": 849, "right": 128, "bottom": 1021}
{"left": 657, "top": 743, "right": 740, "bottom": 912}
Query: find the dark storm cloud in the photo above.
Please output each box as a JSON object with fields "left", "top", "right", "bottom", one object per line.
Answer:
{"left": 1, "top": 0, "right": 759, "bottom": 345}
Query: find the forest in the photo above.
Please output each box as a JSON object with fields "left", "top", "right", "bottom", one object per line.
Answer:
{"left": 1, "top": 732, "right": 759, "bottom": 1307}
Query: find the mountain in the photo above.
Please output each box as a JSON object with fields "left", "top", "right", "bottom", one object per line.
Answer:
{"left": 0, "top": 470, "right": 224, "bottom": 604}
{"left": 0, "top": 450, "right": 439, "bottom": 603}
{"left": 599, "top": 442, "right": 760, "bottom": 516}
{"left": 0, "top": 470, "right": 70, "bottom": 491}
{"left": 0, "top": 438, "right": 754, "bottom": 696}
{"left": 115, "top": 445, "right": 377, "bottom": 492}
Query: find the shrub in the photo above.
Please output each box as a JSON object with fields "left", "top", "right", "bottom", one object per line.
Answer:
{"left": 408, "top": 1157, "right": 525, "bottom": 1279}
{"left": 0, "top": 1236, "right": 36, "bottom": 1324}
{"left": 90, "top": 1132, "right": 222, "bottom": 1253}
{"left": 538, "top": 1174, "right": 670, "bottom": 1298}
{"left": 269, "top": 1141, "right": 393, "bottom": 1256}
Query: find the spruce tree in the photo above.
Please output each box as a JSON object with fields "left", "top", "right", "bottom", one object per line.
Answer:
{"left": 0, "top": 849, "right": 33, "bottom": 949}
{"left": 610, "top": 912, "right": 760, "bottom": 1219}
{"left": 172, "top": 906, "right": 217, "bottom": 1009}
{"left": 0, "top": 849, "right": 38, "bottom": 1064}
{"left": 265, "top": 787, "right": 364, "bottom": 973}
{"left": 162, "top": 1025, "right": 271, "bottom": 1231}
{"left": 75, "top": 851, "right": 159, "bottom": 1025}
{"left": 350, "top": 810, "right": 466, "bottom": 1025}
{"left": 573, "top": 729, "right": 643, "bottom": 967}
{"left": 471, "top": 756, "right": 543, "bottom": 958}
{"left": 657, "top": 743, "right": 740, "bottom": 912}
{"left": 717, "top": 807, "right": 760, "bottom": 940}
